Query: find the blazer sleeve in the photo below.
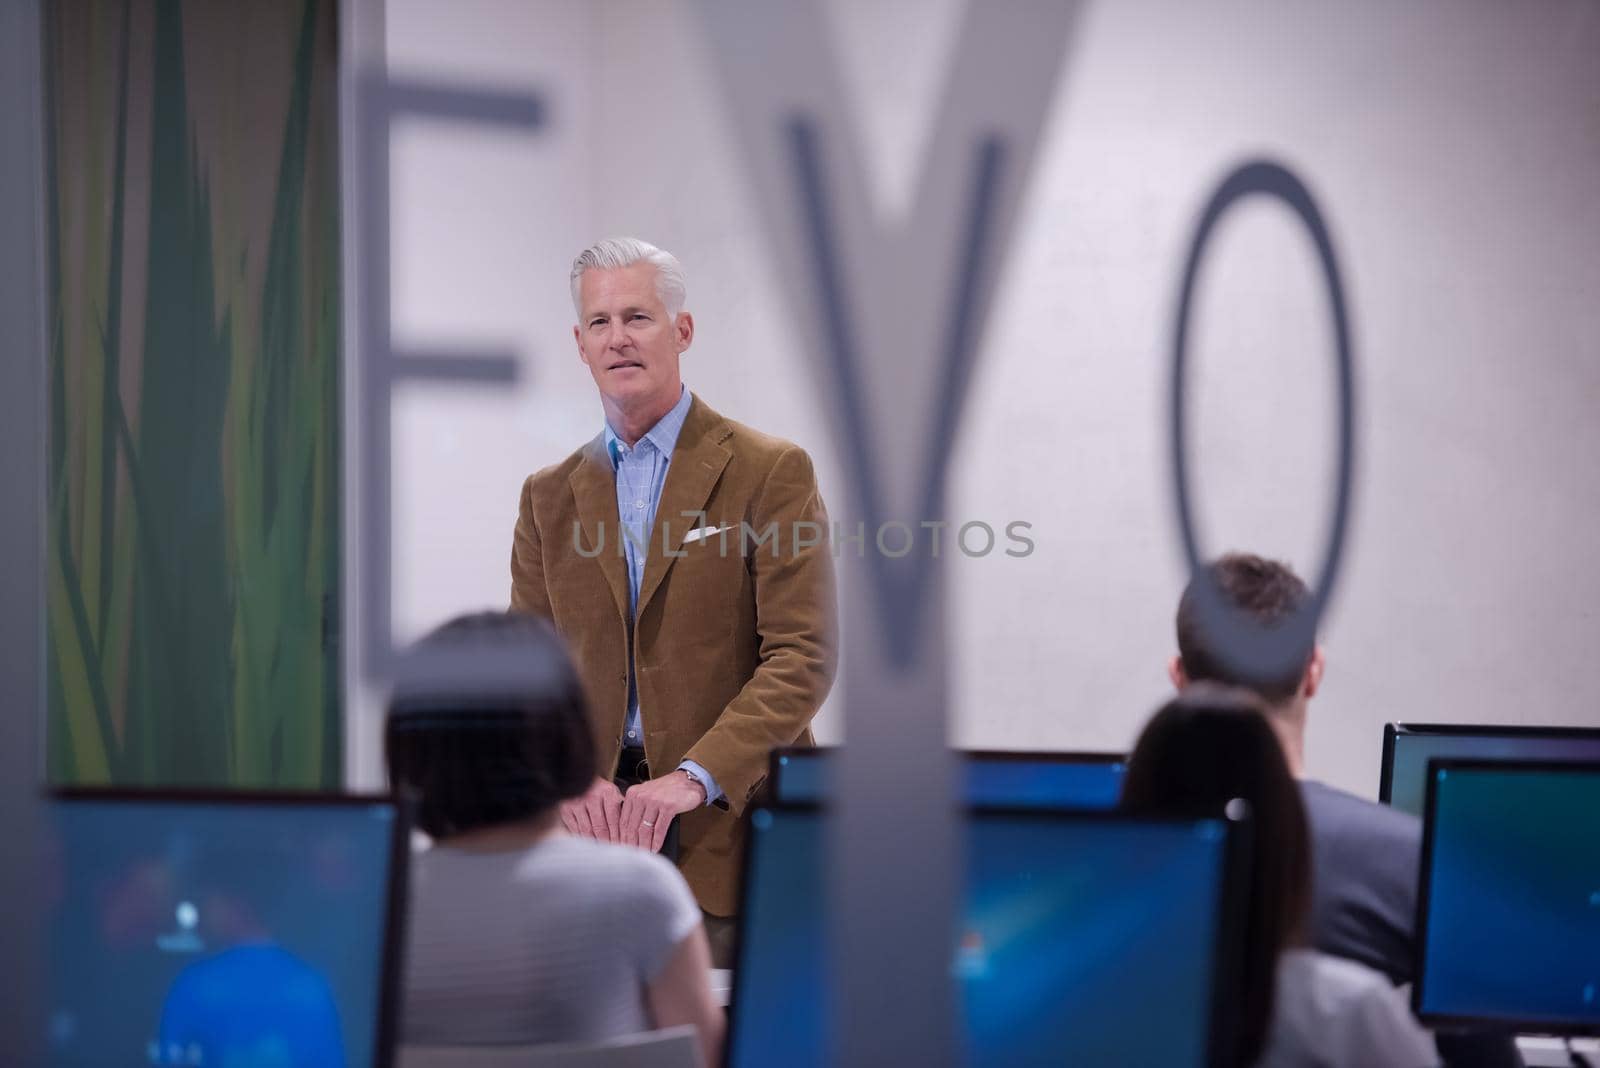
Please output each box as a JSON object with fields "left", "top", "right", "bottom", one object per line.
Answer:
{"left": 510, "top": 474, "right": 554, "bottom": 619}
{"left": 681, "top": 445, "right": 839, "bottom": 813}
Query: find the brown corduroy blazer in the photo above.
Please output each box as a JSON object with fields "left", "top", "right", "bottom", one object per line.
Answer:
{"left": 509, "top": 393, "right": 838, "bottom": 916}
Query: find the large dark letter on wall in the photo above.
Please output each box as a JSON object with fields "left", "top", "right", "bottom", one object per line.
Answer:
{"left": 1170, "top": 159, "right": 1357, "bottom": 687}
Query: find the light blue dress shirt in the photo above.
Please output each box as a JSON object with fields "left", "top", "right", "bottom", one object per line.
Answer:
{"left": 603, "top": 386, "right": 722, "bottom": 806}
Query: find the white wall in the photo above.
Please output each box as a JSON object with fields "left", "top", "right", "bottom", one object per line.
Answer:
{"left": 359, "top": 0, "right": 1600, "bottom": 798}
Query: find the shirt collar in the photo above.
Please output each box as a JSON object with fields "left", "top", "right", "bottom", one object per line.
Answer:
{"left": 604, "top": 385, "right": 692, "bottom": 468}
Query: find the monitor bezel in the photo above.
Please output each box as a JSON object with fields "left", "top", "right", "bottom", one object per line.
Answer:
{"left": 1411, "top": 758, "right": 1600, "bottom": 1036}
{"left": 724, "top": 800, "right": 1249, "bottom": 1068}
{"left": 767, "top": 746, "right": 1128, "bottom": 805}
{"left": 1379, "top": 723, "right": 1600, "bottom": 805}
{"left": 46, "top": 787, "right": 413, "bottom": 1068}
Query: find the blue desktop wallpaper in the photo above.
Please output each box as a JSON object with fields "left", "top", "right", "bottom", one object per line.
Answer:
{"left": 46, "top": 800, "right": 396, "bottom": 1067}
{"left": 729, "top": 808, "right": 1230, "bottom": 1067}
{"left": 1419, "top": 766, "right": 1600, "bottom": 1028}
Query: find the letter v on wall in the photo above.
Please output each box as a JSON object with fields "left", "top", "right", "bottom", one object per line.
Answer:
{"left": 698, "top": 4, "right": 1082, "bottom": 1066}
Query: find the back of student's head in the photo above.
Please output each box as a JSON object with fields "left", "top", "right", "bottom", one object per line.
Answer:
{"left": 385, "top": 611, "right": 596, "bottom": 840}
{"left": 1175, "top": 552, "right": 1314, "bottom": 704}
{"left": 1120, "top": 686, "right": 1312, "bottom": 1068}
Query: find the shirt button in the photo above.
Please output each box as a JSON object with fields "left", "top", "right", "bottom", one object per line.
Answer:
{"left": 634, "top": 500, "right": 645, "bottom": 509}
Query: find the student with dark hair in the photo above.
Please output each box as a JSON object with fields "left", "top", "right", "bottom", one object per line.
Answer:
{"left": 1122, "top": 688, "right": 1437, "bottom": 1068}
{"left": 387, "top": 611, "right": 723, "bottom": 1063}
{"left": 1174, "top": 554, "right": 1421, "bottom": 976}
{"left": 1170, "top": 554, "right": 1519, "bottom": 1068}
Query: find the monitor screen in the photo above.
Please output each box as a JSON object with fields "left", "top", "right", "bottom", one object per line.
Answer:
{"left": 1381, "top": 725, "right": 1600, "bottom": 817}
{"left": 728, "top": 806, "right": 1238, "bottom": 1067}
{"left": 771, "top": 749, "right": 1126, "bottom": 810}
{"left": 45, "top": 792, "right": 405, "bottom": 1068}
{"left": 1415, "top": 762, "right": 1600, "bottom": 1034}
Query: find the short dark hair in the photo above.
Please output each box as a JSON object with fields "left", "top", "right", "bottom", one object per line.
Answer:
{"left": 384, "top": 611, "right": 596, "bottom": 839}
{"left": 1119, "top": 686, "right": 1312, "bottom": 1068}
{"left": 1175, "top": 552, "right": 1313, "bottom": 703}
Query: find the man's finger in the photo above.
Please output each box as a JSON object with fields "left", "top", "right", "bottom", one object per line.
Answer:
{"left": 650, "top": 806, "right": 671, "bottom": 853}
{"left": 629, "top": 797, "right": 652, "bottom": 849}
{"left": 640, "top": 801, "right": 666, "bottom": 851}
{"left": 559, "top": 802, "right": 578, "bottom": 835}
{"left": 601, "top": 788, "right": 622, "bottom": 842}
{"left": 571, "top": 801, "right": 595, "bottom": 839}
{"left": 619, "top": 792, "right": 643, "bottom": 843}
{"left": 585, "top": 795, "right": 611, "bottom": 841}
{"left": 589, "top": 789, "right": 608, "bottom": 842}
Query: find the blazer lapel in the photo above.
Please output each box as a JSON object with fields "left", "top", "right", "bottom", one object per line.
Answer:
{"left": 568, "top": 434, "right": 631, "bottom": 624}
{"left": 637, "top": 395, "right": 733, "bottom": 615}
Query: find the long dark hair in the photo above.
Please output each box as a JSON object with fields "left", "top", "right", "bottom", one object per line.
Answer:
{"left": 385, "top": 611, "right": 596, "bottom": 839}
{"left": 1120, "top": 685, "right": 1312, "bottom": 1068}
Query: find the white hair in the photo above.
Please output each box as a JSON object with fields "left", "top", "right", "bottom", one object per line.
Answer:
{"left": 569, "top": 237, "right": 687, "bottom": 319}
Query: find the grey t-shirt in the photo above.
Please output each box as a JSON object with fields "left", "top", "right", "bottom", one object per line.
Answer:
{"left": 402, "top": 834, "right": 702, "bottom": 1046}
{"left": 1255, "top": 949, "right": 1438, "bottom": 1068}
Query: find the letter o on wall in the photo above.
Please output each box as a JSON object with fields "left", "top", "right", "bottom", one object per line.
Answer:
{"left": 1169, "top": 159, "right": 1357, "bottom": 687}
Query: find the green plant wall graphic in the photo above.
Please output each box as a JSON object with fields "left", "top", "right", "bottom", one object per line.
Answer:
{"left": 45, "top": 0, "right": 341, "bottom": 787}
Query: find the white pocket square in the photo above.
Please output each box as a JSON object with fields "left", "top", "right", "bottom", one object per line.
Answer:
{"left": 682, "top": 525, "right": 728, "bottom": 545}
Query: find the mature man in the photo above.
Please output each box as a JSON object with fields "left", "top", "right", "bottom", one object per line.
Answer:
{"left": 1170, "top": 552, "right": 1521, "bottom": 1068}
{"left": 510, "top": 237, "right": 837, "bottom": 963}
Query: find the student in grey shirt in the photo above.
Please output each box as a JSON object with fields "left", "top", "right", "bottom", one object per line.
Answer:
{"left": 1168, "top": 553, "right": 1520, "bottom": 1068}
{"left": 1298, "top": 777, "right": 1422, "bottom": 984}
{"left": 386, "top": 612, "right": 723, "bottom": 1063}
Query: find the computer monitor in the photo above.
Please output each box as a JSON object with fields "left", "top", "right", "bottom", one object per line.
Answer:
{"left": 726, "top": 803, "right": 1247, "bottom": 1067}
{"left": 45, "top": 789, "right": 409, "bottom": 1068}
{"left": 769, "top": 747, "right": 1127, "bottom": 809}
{"left": 1379, "top": 724, "right": 1600, "bottom": 816}
{"left": 1413, "top": 760, "right": 1600, "bottom": 1035}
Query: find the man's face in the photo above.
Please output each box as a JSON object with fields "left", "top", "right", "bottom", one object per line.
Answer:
{"left": 573, "top": 263, "right": 691, "bottom": 414}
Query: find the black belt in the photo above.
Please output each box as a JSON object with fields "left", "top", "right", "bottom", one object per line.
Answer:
{"left": 616, "top": 745, "right": 651, "bottom": 785}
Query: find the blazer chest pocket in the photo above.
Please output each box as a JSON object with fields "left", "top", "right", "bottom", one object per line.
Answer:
{"left": 673, "top": 523, "right": 744, "bottom": 568}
